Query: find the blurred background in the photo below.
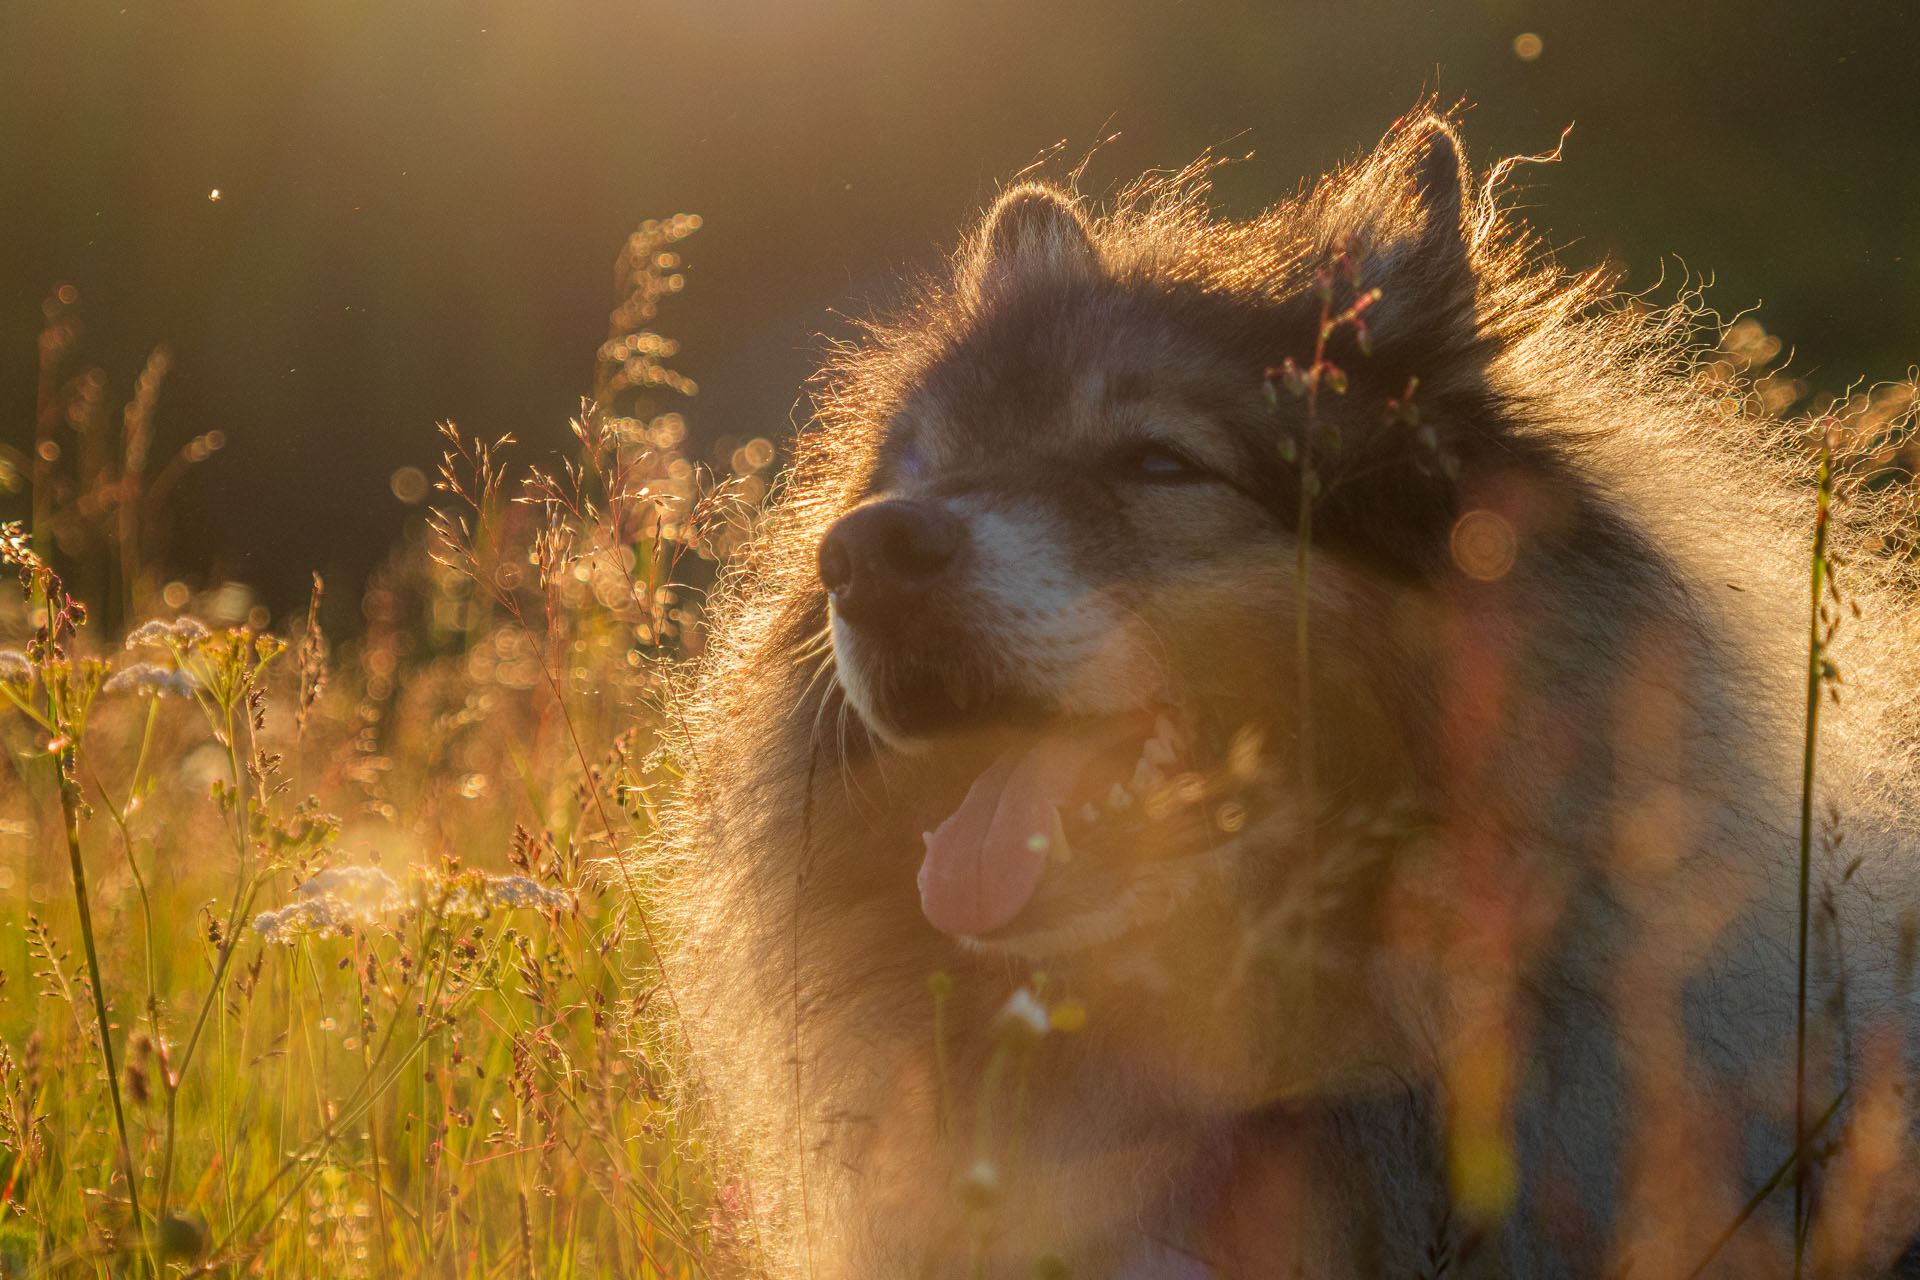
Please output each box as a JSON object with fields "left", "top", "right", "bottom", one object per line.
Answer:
{"left": 3, "top": 0, "right": 1917, "bottom": 616}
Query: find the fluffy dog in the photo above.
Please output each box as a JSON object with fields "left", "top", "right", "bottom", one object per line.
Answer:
{"left": 660, "top": 116, "right": 1920, "bottom": 1277}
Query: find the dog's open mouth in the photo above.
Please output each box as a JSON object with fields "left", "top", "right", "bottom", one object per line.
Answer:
{"left": 915, "top": 709, "right": 1219, "bottom": 944}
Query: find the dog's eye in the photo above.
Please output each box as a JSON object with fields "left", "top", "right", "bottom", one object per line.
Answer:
{"left": 1120, "top": 443, "right": 1203, "bottom": 481}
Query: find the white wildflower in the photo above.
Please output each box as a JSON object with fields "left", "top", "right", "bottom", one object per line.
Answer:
{"left": 104, "top": 663, "right": 196, "bottom": 697}
{"left": 251, "top": 898, "right": 338, "bottom": 943}
{"left": 125, "top": 616, "right": 211, "bottom": 650}
{"left": 484, "top": 874, "right": 568, "bottom": 911}
{"left": 125, "top": 620, "right": 174, "bottom": 649}
{"left": 993, "top": 987, "right": 1050, "bottom": 1045}
{"left": 255, "top": 864, "right": 565, "bottom": 939}
{"left": 296, "top": 866, "right": 399, "bottom": 921}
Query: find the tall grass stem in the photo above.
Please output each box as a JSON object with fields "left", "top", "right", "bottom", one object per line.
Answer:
{"left": 1791, "top": 424, "right": 1834, "bottom": 1276}
{"left": 57, "top": 745, "right": 145, "bottom": 1260}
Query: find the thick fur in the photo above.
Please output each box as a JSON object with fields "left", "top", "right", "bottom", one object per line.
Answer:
{"left": 658, "top": 116, "right": 1920, "bottom": 1278}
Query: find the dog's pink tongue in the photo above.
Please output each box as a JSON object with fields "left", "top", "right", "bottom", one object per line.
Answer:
{"left": 918, "top": 722, "right": 1133, "bottom": 937}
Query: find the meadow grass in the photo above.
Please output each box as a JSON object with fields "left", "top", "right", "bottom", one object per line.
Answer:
{"left": 0, "top": 217, "right": 734, "bottom": 1279}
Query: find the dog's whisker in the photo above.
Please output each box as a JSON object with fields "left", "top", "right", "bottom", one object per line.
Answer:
{"left": 790, "top": 647, "right": 840, "bottom": 723}
{"left": 834, "top": 699, "right": 892, "bottom": 823}
{"left": 789, "top": 623, "right": 835, "bottom": 666}
{"left": 806, "top": 674, "right": 840, "bottom": 759}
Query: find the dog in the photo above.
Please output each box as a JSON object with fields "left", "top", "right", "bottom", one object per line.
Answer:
{"left": 659, "top": 115, "right": 1920, "bottom": 1277}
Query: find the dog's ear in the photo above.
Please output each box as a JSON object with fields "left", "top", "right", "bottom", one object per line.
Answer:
{"left": 965, "top": 184, "right": 1100, "bottom": 300}
{"left": 1334, "top": 117, "right": 1478, "bottom": 359}
{"left": 1408, "top": 119, "right": 1470, "bottom": 272}
{"left": 1306, "top": 120, "right": 1487, "bottom": 571}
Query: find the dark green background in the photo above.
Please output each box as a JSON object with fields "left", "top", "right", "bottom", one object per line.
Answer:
{"left": 4, "top": 0, "right": 1916, "bottom": 611}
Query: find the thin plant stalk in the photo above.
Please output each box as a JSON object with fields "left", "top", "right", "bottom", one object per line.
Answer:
{"left": 964, "top": 1039, "right": 1015, "bottom": 1280}
{"left": 930, "top": 972, "right": 957, "bottom": 1148}
{"left": 56, "top": 742, "right": 145, "bottom": 1256}
{"left": 1291, "top": 361, "right": 1319, "bottom": 1280}
{"left": 1688, "top": 1085, "right": 1848, "bottom": 1280}
{"left": 354, "top": 952, "right": 397, "bottom": 1279}
{"left": 85, "top": 698, "right": 163, "bottom": 1041}
{"left": 1272, "top": 256, "right": 1376, "bottom": 1279}
{"left": 1273, "top": 263, "right": 1378, "bottom": 880}
{"left": 1792, "top": 421, "right": 1836, "bottom": 1274}
{"left": 1294, "top": 365, "right": 1319, "bottom": 878}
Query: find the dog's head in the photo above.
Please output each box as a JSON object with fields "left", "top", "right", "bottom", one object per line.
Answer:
{"left": 814, "top": 120, "right": 1526, "bottom": 959}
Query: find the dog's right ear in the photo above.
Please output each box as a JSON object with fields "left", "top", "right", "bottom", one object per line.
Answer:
{"left": 964, "top": 184, "right": 1100, "bottom": 301}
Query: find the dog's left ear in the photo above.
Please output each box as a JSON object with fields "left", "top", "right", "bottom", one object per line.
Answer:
{"left": 965, "top": 183, "right": 1100, "bottom": 302}
{"left": 1408, "top": 119, "right": 1469, "bottom": 265}
{"left": 1344, "top": 118, "right": 1478, "bottom": 356}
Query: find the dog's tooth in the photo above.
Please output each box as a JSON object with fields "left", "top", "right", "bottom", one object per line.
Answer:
{"left": 1048, "top": 807, "right": 1073, "bottom": 864}
{"left": 1153, "top": 714, "right": 1178, "bottom": 747}
{"left": 1131, "top": 756, "right": 1165, "bottom": 796}
{"left": 1080, "top": 802, "right": 1102, "bottom": 827}
{"left": 1142, "top": 735, "right": 1176, "bottom": 768}
{"left": 1107, "top": 783, "right": 1133, "bottom": 812}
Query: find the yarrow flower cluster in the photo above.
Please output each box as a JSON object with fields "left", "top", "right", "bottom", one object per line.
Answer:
{"left": 409, "top": 869, "right": 571, "bottom": 917}
{"left": 249, "top": 899, "right": 345, "bottom": 944}
{"left": 251, "top": 865, "right": 401, "bottom": 943}
{"left": 483, "top": 874, "right": 570, "bottom": 910}
{"left": 299, "top": 866, "right": 402, "bottom": 914}
{"left": 252, "top": 865, "right": 570, "bottom": 944}
{"left": 124, "top": 616, "right": 212, "bottom": 650}
{"left": 103, "top": 662, "right": 198, "bottom": 698}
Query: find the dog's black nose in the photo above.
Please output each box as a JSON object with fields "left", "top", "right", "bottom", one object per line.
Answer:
{"left": 818, "top": 500, "right": 964, "bottom": 624}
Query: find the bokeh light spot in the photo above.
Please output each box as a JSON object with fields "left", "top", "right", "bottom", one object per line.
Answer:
{"left": 390, "top": 466, "right": 428, "bottom": 504}
{"left": 1513, "top": 33, "right": 1543, "bottom": 60}
{"left": 1450, "top": 509, "right": 1519, "bottom": 581}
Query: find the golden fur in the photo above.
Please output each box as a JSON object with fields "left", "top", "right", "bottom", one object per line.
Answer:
{"left": 657, "top": 115, "right": 1920, "bottom": 1277}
